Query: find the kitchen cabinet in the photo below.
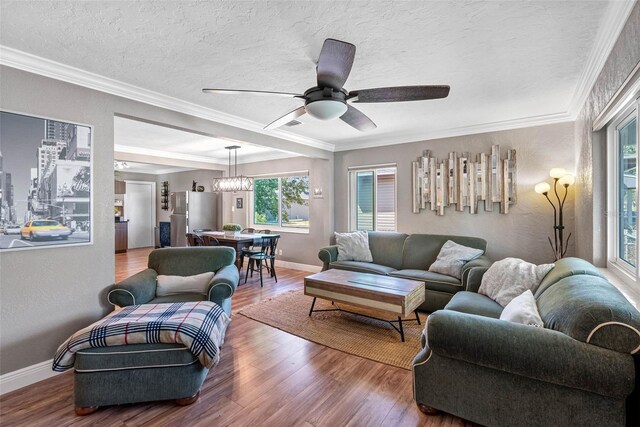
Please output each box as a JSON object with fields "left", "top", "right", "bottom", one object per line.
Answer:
{"left": 115, "top": 180, "right": 127, "bottom": 194}
{"left": 115, "top": 221, "right": 128, "bottom": 253}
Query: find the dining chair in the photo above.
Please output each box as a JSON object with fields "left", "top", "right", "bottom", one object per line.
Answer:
{"left": 201, "top": 235, "right": 220, "bottom": 246}
{"left": 186, "top": 233, "right": 204, "bottom": 246}
{"left": 241, "top": 228, "right": 255, "bottom": 234}
{"left": 239, "top": 229, "right": 268, "bottom": 272}
{"left": 245, "top": 235, "right": 279, "bottom": 287}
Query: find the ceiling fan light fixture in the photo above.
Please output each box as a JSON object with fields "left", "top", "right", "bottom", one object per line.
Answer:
{"left": 304, "top": 99, "right": 348, "bottom": 120}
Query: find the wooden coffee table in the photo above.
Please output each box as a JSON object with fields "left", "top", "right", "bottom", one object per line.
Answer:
{"left": 304, "top": 269, "right": 425, "bottom": 341}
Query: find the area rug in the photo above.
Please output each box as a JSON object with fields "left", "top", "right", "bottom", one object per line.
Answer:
{"left": 238, "top": 289, "right": 427, "bottom": 370}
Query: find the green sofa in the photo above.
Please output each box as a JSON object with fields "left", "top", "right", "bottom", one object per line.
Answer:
{"left": 74, "top": 247, "right": 239, "bottom": 413}
{"left": 412, "top": 257, "right": 640, "bottom": 426}
{"left": 318, "top": 232, "right": 491, "bottom": 312}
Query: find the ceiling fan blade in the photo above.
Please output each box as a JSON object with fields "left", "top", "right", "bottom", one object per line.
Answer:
{"left": 264, "top": 106, "right": 306, "bottom": 130}
{"left": 202, "top": 88, "right": 303, "bottom": 98}
{"left": 340, "top": 104, "right": 377, "bottom": 132}
{"left": 348, "top": 85, "right": 450, "bottom": 103}
{"left": 316, "top": 38, "right": 356, "bottom": 89}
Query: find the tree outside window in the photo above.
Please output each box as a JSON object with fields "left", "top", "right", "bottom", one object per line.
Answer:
{"left": 253, "top": 175, "right": 309, "bottom": 229}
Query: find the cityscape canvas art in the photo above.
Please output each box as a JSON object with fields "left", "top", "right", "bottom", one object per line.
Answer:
{"left": 0, "top": 111, "right": 92, "bottom": 250}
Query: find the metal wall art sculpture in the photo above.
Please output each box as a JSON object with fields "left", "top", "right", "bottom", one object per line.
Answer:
{"left": 412, "top": 145, "right": 517, "bottom": 215}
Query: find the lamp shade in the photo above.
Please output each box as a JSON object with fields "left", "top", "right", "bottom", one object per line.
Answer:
{"left": 305, "top": 99, "right": 348, "bottom": 120}
{"left": 549, "top": 168, "right": 567, "bottom": 179}
{"left": 558, "top": 174, "right": 575, "bottom": 186}
{"left": 212, "top": 176, "right": 253, "bottom": 192}
{"left": 534, "top": 182, "right": 551, "bottom": 194}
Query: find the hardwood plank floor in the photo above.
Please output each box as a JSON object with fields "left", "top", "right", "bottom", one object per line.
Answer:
{"left": 0, "top": 248, "right": 474, "bottom": 427}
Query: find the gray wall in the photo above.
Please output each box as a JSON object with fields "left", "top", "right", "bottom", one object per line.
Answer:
{"left": 222, "top": 156, "right": 333, "bottom": 267}
{"left": 574, "top": 3, "right": 640, "bottom": 265}
{"left": 334, "top": 122, "right": 576, "bottom": 265}
{"left": 0, "top": 66, "right": 331, "bottom": 375}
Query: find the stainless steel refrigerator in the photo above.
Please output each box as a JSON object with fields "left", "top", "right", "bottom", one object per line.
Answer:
{"left": 170, "top": 191, "right": 220, "bottom": 247}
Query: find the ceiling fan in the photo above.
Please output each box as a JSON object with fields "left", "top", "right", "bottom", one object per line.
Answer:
{"left": 202, "top": 38, "right": 450, "bottom": 132}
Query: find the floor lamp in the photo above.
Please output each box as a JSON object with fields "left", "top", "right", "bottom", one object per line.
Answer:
{"left": 535, "top": 168, "right": 575, "bottom": 260}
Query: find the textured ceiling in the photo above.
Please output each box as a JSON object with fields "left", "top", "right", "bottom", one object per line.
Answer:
{"left": 1, "top": 1, "right": 610, "bottom": 148}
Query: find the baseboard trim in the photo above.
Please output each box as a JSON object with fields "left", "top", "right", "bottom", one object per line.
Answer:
{"left": 0, "top": 359, "right": 62, "bottom": 395}
{"left": 275, "top": 260, "right": 321, "bottom": 273}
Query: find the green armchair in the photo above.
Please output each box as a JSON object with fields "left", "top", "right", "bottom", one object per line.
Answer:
{"left": 108, "top": 247, "right": 239, "bottom": 315}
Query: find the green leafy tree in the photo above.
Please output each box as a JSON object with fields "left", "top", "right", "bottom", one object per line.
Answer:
{"left": 254, "top": 176, "right": 309, "bottom": 224}
{"left": 281, "top": 176, "right": 309, "bottom": 222}
{"left": 254, "top": 178, "right": 279, "bottom": 224}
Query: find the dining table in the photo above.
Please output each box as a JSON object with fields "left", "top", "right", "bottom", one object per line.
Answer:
{"left": 199, "top": 231, "right": 280, "bottom": 269}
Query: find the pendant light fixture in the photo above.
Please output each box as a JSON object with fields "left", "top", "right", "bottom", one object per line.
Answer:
{"left": 212, "top": 146, "right": 253, "bottom": 192}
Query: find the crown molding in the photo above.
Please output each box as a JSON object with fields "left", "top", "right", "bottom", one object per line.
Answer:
{"left": 333, "top": 111, "right": 574, "bottom": 152}
{"left": 114, "top": 144, "right": 296, "bottom": 166}
{"left": 0, "top": 45, "right": 335, "bottom": 153}
{"left": 567, "top": 0, "right": 637, "bottom": 119}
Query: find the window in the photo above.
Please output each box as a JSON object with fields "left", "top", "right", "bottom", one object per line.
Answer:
{"left": 252, "top": 174, "right": 309, "bottom": 231}
{"left": 608, "top": 99, "right": 639, "bottom": 278}
{"left": 349, "top": 166, "right": 397, "bottom": 232}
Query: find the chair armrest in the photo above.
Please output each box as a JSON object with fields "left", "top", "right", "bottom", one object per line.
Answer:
{"left": 424, "top": 310, "right": 635, "bottom": 398}
{"left": 461, "top": 255, "right": 491, "bottom": 288}
{"left": 464, "top": 266, "right": 490, "bottom": 293}
{"left": 207, "top": 264, "right": 239, "bottom": 306}
{"left": 318, "top": 245, "right": 339, "bottom": 271}
{"left": 107, "top": 269, "right": 158, "bottom": 307}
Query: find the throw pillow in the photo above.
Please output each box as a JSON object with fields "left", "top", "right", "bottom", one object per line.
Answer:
{"left": 478, "top": 257, "right": 554, "bottom": 307}
{"left": 500, "top": 290, "right": 544, "bottom": 328}
{"left": 428, "top": 240, "right": 484, "bottom": 279}
{"left": 156, "top": 272, "right": 215, "bottom": 297}
{"left": 335, "top": 231, "right": 373, "bottom": 262}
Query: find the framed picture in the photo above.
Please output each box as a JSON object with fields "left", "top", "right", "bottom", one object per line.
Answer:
{"left": 236, "top": 197, "right": 243, "bottom": 209}
{"left": 0, "top": 111, "right": 93, "bottom": 251}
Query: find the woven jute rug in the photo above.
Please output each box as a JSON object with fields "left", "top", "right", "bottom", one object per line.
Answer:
{"left": 238, "top": 289, "right": 427, "bottom": 370}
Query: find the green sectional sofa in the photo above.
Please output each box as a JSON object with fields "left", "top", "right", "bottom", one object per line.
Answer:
{"left": 318, "top": 232, "right": 491, "bottom": 312}
{"left": 412, "top": 257, "right": 640, "bottom": 426}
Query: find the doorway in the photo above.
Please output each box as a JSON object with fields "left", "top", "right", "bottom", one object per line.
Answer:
{"left": 124, "top": 180, "right": 156, "bottom": 249}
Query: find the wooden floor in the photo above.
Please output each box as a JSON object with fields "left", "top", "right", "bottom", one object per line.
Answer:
{"left": 0, "top": 248, "right": 474, "bottom": 427}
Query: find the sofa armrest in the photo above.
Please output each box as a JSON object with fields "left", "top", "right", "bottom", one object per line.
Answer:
{"left": 207, "top": 264, "right": 239, "bottom": 306}
{"left": 107, "top": 268, "right": 158, "bottom": 307}
{"left": 318, "top": 245, "right": 339, "bottom": 271}
{"left": 461, "top": 255, "right": 491, "bottom": 288}
{"left": 464, "top": 266, "right": 490, "bottom": 293}
{"left": 424, "top": 310, "right": 635, "bottom": 399}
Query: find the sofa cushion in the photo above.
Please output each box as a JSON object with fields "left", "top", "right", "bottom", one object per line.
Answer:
{"left": 500, "top": 290, "right": 544, "bottom": 328}
{"left": 156, "top": 272, "right": 215, "bottom": 297}
{"left": 335, "top": 231, "right": 373, "bottom": 262}
{"left": 537, "top": 275, "right": 640, "bottom": 354}
{"left": 444, "top": 291, "right": 503, "bottom": 319}
{"left": 74, "top": 343, "right": 197, "bottom": 372}
{"left": 330, "top": 261, "right": 396, "bottom": 275}
{"left": 534, "top": 257, "right": 605, "bottom": 298}
{"left": 390, "top": 269, "right": 462, "bottom": 294}
{"left": 401, "top": 234, "right": 486, "bottom": 270}
{"left": 429, "top": 240, "right": 484, "bottom": 279}
{"left": 368, "top": 231, "right": 408, "bottom": 270}
{"left": 478, "top": 258, "right": 554, "bottom": 307}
